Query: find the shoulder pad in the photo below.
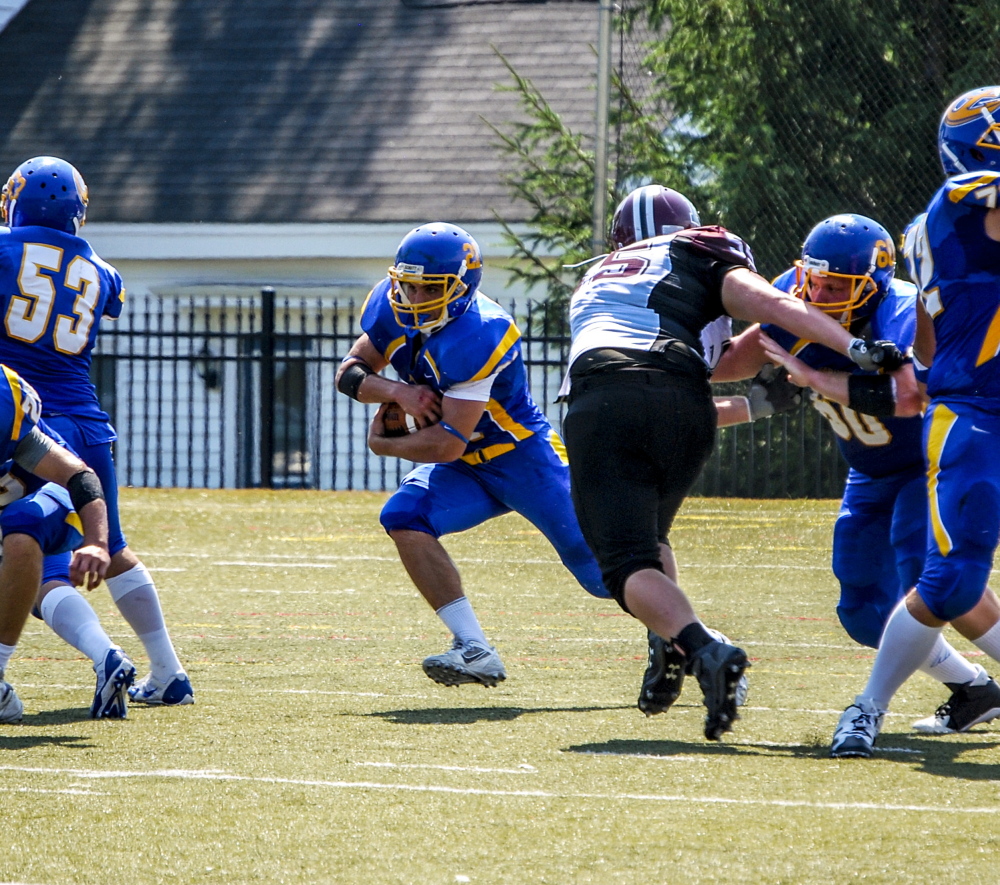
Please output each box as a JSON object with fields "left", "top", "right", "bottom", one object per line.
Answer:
{"left": 673, "top": 226, "right": 757, "bottom": 272}
{"left": 944, "top": 172, "right": 1000, "bottom": 208}
{"left": 431, "top": 310, "right": 521, "bottom": 386}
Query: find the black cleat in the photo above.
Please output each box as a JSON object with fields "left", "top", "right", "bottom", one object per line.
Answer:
{"left": 913, "top": 674, "right": 1000, "bottom": 734}
{"left": 638, "top": 631, "right": 686, "bottom": 716}
{"left": 689, "top": 640, "right": 749, "bottom": 741}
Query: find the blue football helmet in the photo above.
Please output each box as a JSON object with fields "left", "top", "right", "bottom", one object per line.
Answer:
{"left": 388, "top": 223, "right": 483, "bottom": 332}
{"left": 938, "top": 86, "right": 1000, "bottom": 176}
{"left": 794, "top": 214, "right": 895, "bottom": 326}
{"left": 1, "top": 156, "right": 89, "bottom": 235}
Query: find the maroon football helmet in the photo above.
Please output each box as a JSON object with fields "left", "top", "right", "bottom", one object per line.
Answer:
{"left": 609, "top": 185, "right": 701, "bottom": 250}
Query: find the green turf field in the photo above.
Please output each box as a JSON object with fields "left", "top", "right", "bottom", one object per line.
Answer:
{"left": 2, "top": 490, "right": 998, "bottom": 884}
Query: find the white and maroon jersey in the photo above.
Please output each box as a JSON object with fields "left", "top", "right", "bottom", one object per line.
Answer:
{"left": 565, "top": 226, "right": 755, "bottom": 383}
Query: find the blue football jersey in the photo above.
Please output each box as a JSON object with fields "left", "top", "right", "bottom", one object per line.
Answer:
{"left": 0, "top": 225, "right": 124, "bottom": 421}
{"left": 0, "top": 363, "right": 43, "bottom": 464}
{"left": 361, "top": 279, "right": 552, "bottom": 462}
{"left": 0, "top": 416, "right": 74, "bottom": 509}
{"left": 765, "top": 272, "right": 923, "bottom": 477}
{"left": 903, "top": 172, "right": 1000, "bottom": 406}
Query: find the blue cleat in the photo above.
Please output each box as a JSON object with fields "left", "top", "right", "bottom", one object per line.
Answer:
{"left": 128, "top": 672, "right": 195, "bottom": 706}
{"left": 91, "top": 648, "right": 136, "bottom": 719}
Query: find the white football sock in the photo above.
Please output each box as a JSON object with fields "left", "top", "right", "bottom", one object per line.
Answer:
{"left": 106, "top": 563, "right": 184, "bottom": 679}
{"left": 918, "top": 634, "right": 981, "bottom": 685}
{"left": 435, "top": 597, "right": 489, "bottom": 646}
{"left": 971, "top": 619, "right": 1000, "bottom": 664}
{"left": 863, "top": 599, "right": 943, "bottom": 710}
{"left": 40, "top": 584, "right": 116, "bottom": 665}
{"left": 0, "top": 641, "right": 15, "bottom": 673}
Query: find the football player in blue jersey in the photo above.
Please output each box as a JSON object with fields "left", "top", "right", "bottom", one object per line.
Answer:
{"left": 336, "top": 222, "right": 609, "bottom": 688}
{"left": 0, "top": 366, "right": 120, "bottom": 722}
{"left": 714, "top": 212, "right": 1000, "bottom": 737}
{"left": 0, "top": 157, "right": 193, "bottom": 707}
{"left": 830, "top": 86, "right": 1000, "bottom": 757}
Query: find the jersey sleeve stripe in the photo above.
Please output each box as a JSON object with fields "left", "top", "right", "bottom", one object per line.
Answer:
{"left": 2, "top": 366, "right": 25, "bottom": 441}
{"left": 384, "top": 334, "right": 407, "bottom": 363}
{"left": 976, "top": 306, "right": 1000, "bottom": 367}
{"left": 946, "top": 172, "right": 1000, "bottom": 203}
{"left": 469, "top": 322, "right": 521, "bottom": 383}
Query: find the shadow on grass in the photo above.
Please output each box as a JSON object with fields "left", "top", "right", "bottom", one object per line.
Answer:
{"left": 0, "top": 706, "right": 101, "bottom": 750}
{"left": 565, "top": 737, "right": 824, "bottom": 759}
{"left": 886, "top": 734, "right": 1000, "bottom": 780}
{"left": 566, "top": 734, "right": 1000, "bottom": 778}
{"left": 366, "top": 704, "right": 631, "bottom": 725}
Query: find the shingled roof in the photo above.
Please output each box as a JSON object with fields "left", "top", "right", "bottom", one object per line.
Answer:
{"left": 0, "top": 0, "right": 602, "bottom": 225}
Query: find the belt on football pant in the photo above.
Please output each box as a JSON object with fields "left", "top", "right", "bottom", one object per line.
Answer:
{"left": 460, "top": 442, "right": 516, "bottom": 465}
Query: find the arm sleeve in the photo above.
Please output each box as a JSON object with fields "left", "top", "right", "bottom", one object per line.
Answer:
{"left": 11, "top": 426, "right": 58, "bottom": 473}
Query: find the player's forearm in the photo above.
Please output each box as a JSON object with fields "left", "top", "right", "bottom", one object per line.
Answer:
{"left": 722, "top": 271, "right": 853, "bottom": 356}
{"left": 354, "top": 373, "right": 415, "bottom": 405}
{"left": 714, "top": 397, "right": 752, "bottom": 427}
{"left": 800, "top": 369, "right": 850, "bottom": 406}
{"left": 368, "top": 425, "right": 466, "bottom": 463}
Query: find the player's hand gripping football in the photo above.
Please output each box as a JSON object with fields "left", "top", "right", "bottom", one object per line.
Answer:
{"left": 391, "top": 383, "right": 442, "bottom": 428}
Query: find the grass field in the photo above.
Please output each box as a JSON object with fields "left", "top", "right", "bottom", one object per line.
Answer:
{"left": 2, "top": 490, "right": 999, "bottom": 884}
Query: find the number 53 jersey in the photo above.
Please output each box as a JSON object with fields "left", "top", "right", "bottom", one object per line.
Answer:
{"left": 0, "top": 225, "right": 124, "bottom": 422}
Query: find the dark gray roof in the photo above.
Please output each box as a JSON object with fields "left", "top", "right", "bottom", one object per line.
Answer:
{"left": 0, "top": 0, "right": 602, "bottom": 224}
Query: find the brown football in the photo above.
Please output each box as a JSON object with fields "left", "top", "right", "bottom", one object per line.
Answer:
{"left": 381, "top": 402, "right": 418, "bottom": 437}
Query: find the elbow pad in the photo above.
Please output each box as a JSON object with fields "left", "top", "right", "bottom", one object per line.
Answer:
{"left": 847, "top": 373, "right": 896, "bottom": 417}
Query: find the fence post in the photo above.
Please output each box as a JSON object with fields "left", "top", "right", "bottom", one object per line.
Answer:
{"left": 260, "top": 286, "right": 276, "bottom": 489}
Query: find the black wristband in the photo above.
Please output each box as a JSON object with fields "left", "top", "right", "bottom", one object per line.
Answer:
{"left": 66, "top": 469, "right": 105, "bottom": 512}
{"left": 337, "top": 359, "right": 375, "bottom": 401}
{"left": 847, "top": 373, "right": 896, "bottom": 417}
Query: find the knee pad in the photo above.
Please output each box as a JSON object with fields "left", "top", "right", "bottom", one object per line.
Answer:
{"left": 922, "top": 480, "right": 1000, "bottom": 620}
{"left": 919, "top": 558, "right": 993, "bottom": 621}
{"left": 379, "top": 489, "right": 438, "bottom": 537}
{"left": 836, "top": 602, "right": 887, "bottom": 649}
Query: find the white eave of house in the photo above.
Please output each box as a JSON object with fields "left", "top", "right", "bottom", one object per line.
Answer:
{"left": 83, "top": 222, "right": 534, "bottom": 262}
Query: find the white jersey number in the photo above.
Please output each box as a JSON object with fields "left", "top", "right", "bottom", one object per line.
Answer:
{"left": 6, "top": 243, "right": 100, "bottom": 355}
{"left": 812, "top": 396, "right": 891, "bottom": 447}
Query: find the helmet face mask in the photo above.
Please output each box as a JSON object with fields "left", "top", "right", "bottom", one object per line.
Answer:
{"left": 609, "top": 184, "right": 700, "bottom": 250}
{"left": 1, "top": 156, "right": 89, "bottom": 234}
{"left": 938, "top": 86, "right": 1000, "bottom": 176}
{"left": 388, "top": 223, "right": 483, "bottom": 333}
{"left": 794, "top": 214, "right": 895, "bottom": 327}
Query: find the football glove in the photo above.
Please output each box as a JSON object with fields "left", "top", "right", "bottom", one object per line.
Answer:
{"left": 746, "top": 364, "right": 804, "bottom": 420}
{"left": 848, "top": 338, "right": 906, "bottom": 373}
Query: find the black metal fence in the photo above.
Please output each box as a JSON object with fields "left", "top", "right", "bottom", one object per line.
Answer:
{"left": 92, "top": 288, "right": 847, "bottom": 497}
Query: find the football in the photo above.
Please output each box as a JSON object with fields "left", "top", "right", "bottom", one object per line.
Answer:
{"left": 381, "top": 402, "right": 420, "bottom": 437}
